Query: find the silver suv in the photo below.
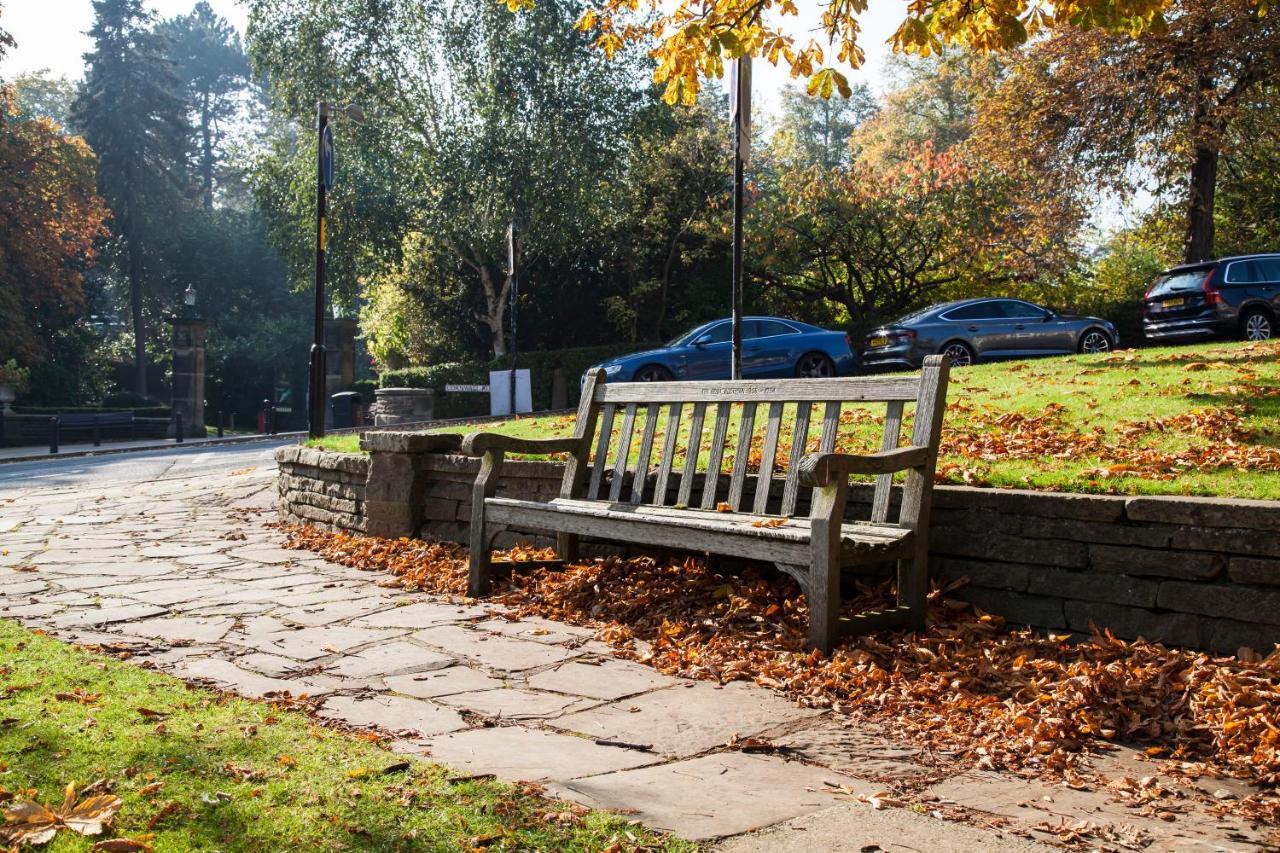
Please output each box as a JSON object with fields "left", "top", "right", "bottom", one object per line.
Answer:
{"left": 862, "top": 298, "right": 1118, "bottom": 369}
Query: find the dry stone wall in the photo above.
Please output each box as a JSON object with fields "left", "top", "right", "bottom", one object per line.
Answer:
{"left": 275, "top": 443, "right": 1280, "bottom": 654}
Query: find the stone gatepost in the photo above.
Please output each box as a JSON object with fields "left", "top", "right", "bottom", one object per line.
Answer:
{"left": 360, "top": 431, "right": 462, "bottom": 538}
{"left": 170, "top": 317, "right": 207, "bottom": 437}
{"left": 325, "top": 317, "right": 359, "bottom": 426}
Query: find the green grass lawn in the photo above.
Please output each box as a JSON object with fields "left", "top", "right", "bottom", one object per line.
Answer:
{"left": 310, "top": 339, "right": 1280, "bottom": 499}
{"left": 0, "top": 620, "right": 690, "bottom": 851}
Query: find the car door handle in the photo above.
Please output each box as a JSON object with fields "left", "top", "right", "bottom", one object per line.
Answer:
{"left": 1014, "top": 324, "right": 1025, "bottom": 330}
{"left": 967, "top": 326, "right": 979, "bottom": 332}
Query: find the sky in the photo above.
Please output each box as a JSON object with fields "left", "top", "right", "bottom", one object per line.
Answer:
{"left": 0, "top": 0, "right": 904, "bottom": 112}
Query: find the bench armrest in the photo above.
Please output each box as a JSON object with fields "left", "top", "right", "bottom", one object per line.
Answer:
{"left": 798, "top": 446, "right": 931, "bottom": 487}
{"left": 460, "top": 431, "right": 581, "bottom": 457}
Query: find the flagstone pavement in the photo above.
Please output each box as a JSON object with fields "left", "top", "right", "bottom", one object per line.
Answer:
{"left": 0, "top": 463, "right": 1272, "bottom": 850}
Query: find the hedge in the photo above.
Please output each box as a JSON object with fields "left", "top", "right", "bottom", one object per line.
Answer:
{"left": 12, "top": 405, "right": 172, "bottom": 419}
{"left": 379, "top": 342, "right": 657, "bottom": 419}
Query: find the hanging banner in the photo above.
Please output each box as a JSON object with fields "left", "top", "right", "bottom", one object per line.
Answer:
{"left": 320, "top": 124, "right": 335, "bottom": 190}
{"left": 728, "top": 56, "right": 752, "bottom": 168}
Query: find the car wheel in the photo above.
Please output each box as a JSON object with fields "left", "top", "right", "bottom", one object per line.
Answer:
{"left": 940, "top": 341, "right": 975, "bottom": 367}
{"left": 1078, "top": 328, "right": 1112, "bottom": 354}
{"left": 795, "top": 352, "right": 836, "bottom": 378}
{"left": 634, "top": 364, "right": 674, "bottom": 382}
{"left": 1242, "top": 309, "right": 1274, "bottom": 341}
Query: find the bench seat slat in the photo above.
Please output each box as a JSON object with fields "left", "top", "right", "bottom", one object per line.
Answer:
{"left": 652, "top": 403, "right": 682, "bottom": 505}
{"left": 483, "top": 496, "right": 914, "bottom": 564}
{"left": 609, "top": 404, "right": 638, "bottom": 502}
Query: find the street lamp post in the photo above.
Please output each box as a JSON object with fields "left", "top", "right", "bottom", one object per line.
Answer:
{"left": 729, "top": 57, "right": 752, "bottom": 381}
{"left": 308, "top": 100, "right": 364, "bottom": 439}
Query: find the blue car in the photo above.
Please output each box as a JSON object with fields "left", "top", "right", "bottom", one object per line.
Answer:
{"left": 588, "top": 317, "right": 858, "bottom": 382}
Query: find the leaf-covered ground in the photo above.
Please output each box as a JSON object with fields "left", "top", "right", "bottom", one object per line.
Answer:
{"left": 0, "top": 619, "right": 690, "bottom": 852}
{"left": 314, "top": 339, "right": 1280, "bottom": 499}
{"left": 281, "top": 525, "right": 1280, "bottom": 829}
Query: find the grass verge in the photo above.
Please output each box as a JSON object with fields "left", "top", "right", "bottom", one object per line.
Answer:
{"left": 310, "top": 339, "right": 1280, "bottom": 499}
{"left": 0, "top": 619, "right": 690, "bottom": 851}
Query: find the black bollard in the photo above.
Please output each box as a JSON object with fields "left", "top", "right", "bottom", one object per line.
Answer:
{"left": 175, "top": 412, "right": 184, "bottom": 444}
{"left": 49, "top": 415, "right": 59, "bottom": 454}
{"left": 216, "top": 410, "right": 224, "bottom": 438}
{"left": 92, "top": 414, "right": 101, "bottom": 447}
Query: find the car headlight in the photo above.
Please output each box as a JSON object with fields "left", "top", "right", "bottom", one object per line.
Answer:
{"left": 603, "top": 364, "right": 623, "bottom": 376}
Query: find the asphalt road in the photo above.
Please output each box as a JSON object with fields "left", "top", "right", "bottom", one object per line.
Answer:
{"left": 0, "top": 438, "right": 294, "bottom": 489}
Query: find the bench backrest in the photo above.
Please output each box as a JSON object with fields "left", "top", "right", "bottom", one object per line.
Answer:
{"left": 559, "top": 356, "right": 950, "bottom": 528}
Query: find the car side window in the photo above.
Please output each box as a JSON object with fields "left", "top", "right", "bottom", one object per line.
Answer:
{"left": 1225, "top": 261, "right": 1260, "bottom": 284}
{"left": 751, "top": 320, "right": 798, "bottom": 338}
{"left": 944, "top": 302, "right": 1002, "bottom": 321}
{"left": 697, "top": 322, "right": 733, "bottom": 344}
{"left": 999, "top": 300, "right": 1045, "bottom": 318}
{"left": 1256, "top": 259, "right": 1280, "bottom": 282}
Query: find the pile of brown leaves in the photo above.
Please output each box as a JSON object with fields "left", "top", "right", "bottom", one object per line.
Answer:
{"left": 282, "top": 525, "right": 1280, "bottom": 805}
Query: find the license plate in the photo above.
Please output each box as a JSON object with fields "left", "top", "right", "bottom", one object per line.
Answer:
{"left": 1162, "top": 297, "right": 1184, "bottom": 309}
{"left": 869, "top": 336, "right": 889, "bottom": 348}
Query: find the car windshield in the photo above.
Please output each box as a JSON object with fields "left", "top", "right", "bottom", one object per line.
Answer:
{"left": 666, "top": 322, "right": 714, "bottom": 347}
{"left": 1148, "top": 268, "right": 1211, "bottom": 298}
{"left": 891, "top": 306, "right": 934, "bottom": 326}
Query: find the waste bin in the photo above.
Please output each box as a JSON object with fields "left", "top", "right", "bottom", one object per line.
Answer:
{"left": 330, "top": 391, "right": 360, "bottom": 430}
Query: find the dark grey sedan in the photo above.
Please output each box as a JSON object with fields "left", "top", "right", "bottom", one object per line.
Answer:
{"left": 861, "top": 298, "right": 1118, "bottom": 369}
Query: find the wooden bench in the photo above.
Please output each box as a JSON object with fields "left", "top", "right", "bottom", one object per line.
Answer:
{"left": 461, "top": 355, "right": 950, "bottom": 651}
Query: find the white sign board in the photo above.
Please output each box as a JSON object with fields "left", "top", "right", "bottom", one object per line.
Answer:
{"left": 489, "top": 369, "right": 532, "bottom": 416}
{"left": 445, "top": 384, "right": 489, "bottom": 393}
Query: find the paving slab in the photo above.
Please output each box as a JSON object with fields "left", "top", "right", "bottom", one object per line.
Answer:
{"left": 383, "top": 667, "right": 507, "bottom": 698}
{"left": 526, "top": 659, "right": 681, "bottom": 701}
{"left": 115, "top": 615, "right": 235, "bottom": 644}
{"left": 473, "top": 616, "right": 596, "bottom": 645}
{"left": 712, "top": 801, "right": 1058, "bottom": 852}
{"left": 256, "top": 625, "right": 402, "bottom": 661}
{"left": 424, "top": 726, "right": 654, "bottom": 783}
{"left": 324, "top": 640, "right": 455, "bottom": 678}
{"left": 435, "top": 687, "right": 590, "bottom": 720}
{"left": 276, "top": 596, "right": 400, "bottom": 627}
{"left": 928, "top": 771, "right": 1266, "bottom": 851}
{"left": 320, "top": 694, "right": 467, "bottom": 738}
{"left": 554, "top": 681, "right": 824, "bottom": 757}
{"left": 173, "top": 655, "right": 341, "bottom": 698}
{"left": 558, "top": 752, "right": 870, "bottom": 841}
{"left": 354, "top": 601, "right": 496, "bottom": 629}
{"left": 413, "top": 624, "right": 583, "bottom": 673}
{"left": 772, "top": 721, "right": 929, "bottom": 782}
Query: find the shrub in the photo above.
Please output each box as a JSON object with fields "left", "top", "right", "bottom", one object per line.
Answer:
{"left": 379, "top": 342, "right": 655, "bottom": 419}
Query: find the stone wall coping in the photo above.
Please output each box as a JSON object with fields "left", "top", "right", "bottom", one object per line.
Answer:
{"left": 375, "top": 387, "right": 436, "bottom": 397}
{"left": 274, "top": 445, "right": 370, "bottom": 475}
{"left": 360, "top": 431, "right": 462, "bottom": 454}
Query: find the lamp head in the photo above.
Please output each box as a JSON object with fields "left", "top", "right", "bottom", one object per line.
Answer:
{"left": 183, "top": 284, "right": 197, "bottom": 308}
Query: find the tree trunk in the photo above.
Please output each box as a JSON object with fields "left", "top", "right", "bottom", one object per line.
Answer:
{"left": 124, "top": 191, "right": 147, "bottom": 397}
{"left": 200, "top": 92, "right": 214, "bottom": 209}
{"left": 1183, "top": 143, "right": 1218, "bottom": 264}
{"left": 479, "top": 265, "right": 508, "bottom": 358}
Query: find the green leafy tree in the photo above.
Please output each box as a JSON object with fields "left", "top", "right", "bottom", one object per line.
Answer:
{"left": 773, "top": 82, "right": 876, "bottom": 169}
{"left": 159, "top": 1, "right": 250, "bottom": 209}
{"left": 12, "top": 71, "right": 78, "bottom": 129}
{"left": 73, "top": 0, "right": 190, "bottom": 396}
{"left": 248, "top": 0, "right": 643, "bottom": 358}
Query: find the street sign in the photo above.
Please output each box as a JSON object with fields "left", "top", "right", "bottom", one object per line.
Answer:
{"left": 320, "top": 125, "right": 335, "bottom": 190}
{"left": 445, "top": 384, "right": 490, "bottom": 393}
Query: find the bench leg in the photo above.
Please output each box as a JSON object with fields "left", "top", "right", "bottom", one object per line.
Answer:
{"left": 468, "top": 518, "right": 493, "bottom": 597}
{"left": 897, "top": 544, "right": 928, "bottom": 631}
{"left": 808, "top": 479, "right": 848, "bottom": 653}
{"left": 468, "top": 450, "right": 505, "bottom": 598}
{"left": 556, "top": 532, "right": 579, "bottom": 563}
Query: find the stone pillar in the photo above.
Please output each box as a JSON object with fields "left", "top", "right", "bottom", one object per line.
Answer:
{"left": 360, "top": 432, "right": 462, "bottom": 538}
{"left": 170, "top": 317, "right": 207, "bottom": 437}
{"left": 324, "top": 318, "right": 358, "bottom": 427}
